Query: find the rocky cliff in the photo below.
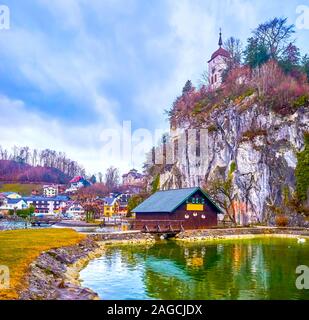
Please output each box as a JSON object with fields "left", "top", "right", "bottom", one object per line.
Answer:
{"left": 158, "top": 99, "right": 309, "bottom": 224}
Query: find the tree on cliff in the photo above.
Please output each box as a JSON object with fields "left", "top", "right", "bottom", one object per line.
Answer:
{"left": 245, "top": 17, "right": 296, "bottom": 68}
{"left": 225, "top": 37, "right": 243, "bottom": 68}
{"left": 302, "top": 55, "right": 309, "bottom": 82}
{"left": 182, "top": 80, "right": 194, "bottom": 95}
{"left": 206, "top": 163, "right": 238, "bottom": 226}
{"left": 295, "top": 133, "right": 309, "bottom": 202}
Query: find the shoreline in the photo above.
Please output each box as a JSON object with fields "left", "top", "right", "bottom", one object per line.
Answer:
{"left": 18, "top": 227, "right": 309, "bottom": 300}
{"left": 175, "top": 227, "right": 309, "bottom": 242}
{"left": 18, "top": 232, "right": 156, "bottom": 300}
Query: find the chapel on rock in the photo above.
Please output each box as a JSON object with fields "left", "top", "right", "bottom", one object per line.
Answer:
{"left": 208, "top": 30, "right": 230, "bottom": 89}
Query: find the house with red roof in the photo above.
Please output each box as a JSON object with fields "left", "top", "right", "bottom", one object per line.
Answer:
{"left": 65, "top": 176, "right": 91, "bottom": 193}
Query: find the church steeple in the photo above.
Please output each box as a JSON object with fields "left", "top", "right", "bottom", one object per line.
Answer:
{"left": 218, "top": 28, "right": 223, "bottom": 47}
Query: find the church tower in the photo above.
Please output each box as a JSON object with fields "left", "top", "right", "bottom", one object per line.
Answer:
{"left": 208, "top": 29, "right": 230, "bottom": 89}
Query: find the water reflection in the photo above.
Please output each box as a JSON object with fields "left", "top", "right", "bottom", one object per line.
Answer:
{"left": 80, "top": 238, "right": 309, "bottom": 300}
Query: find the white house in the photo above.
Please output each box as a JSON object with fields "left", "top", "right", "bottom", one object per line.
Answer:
{"left": 64, "top": 203, "right": 85, "bottom": 219}
{"left": 23, "top": 196, "right": 69, "bottom": 216}
{"left": 208, "top": 30, "right": 230, "bottom": 90}
{"left": 0, "top": 198, "right": 28, "bottom": 211}
{"left": 43, "top": 185, "right": 58, "bottom": 197}
{"left": 65, "top": 176, "right": 90, "bottom": 193}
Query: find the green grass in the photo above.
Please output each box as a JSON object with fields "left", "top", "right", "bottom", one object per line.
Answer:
{"left": 0, "top": 228, "right": 85, "bottom": 300}
{"left": 0, "top": 183, "right": 43, "bottom": 196}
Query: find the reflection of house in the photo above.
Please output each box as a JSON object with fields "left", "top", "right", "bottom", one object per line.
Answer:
{"left": 103, "top": 197, "right": 120, "bottom": 217}
{"left": 133, "top": 187, "right": 223, "bottom": 231}
{"left": 122, "top": 169, "right": 145, "bottom": 193}
{"left": 23, "top": 196, "right": 69, "bottom": 215}
{"left": 65, "top": 176, "right": 90, "bottom": 193}
{"left": 0, "top": 198, "right": 28, "bottom": 211}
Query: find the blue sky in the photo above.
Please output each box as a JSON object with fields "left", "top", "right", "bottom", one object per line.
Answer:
{"left": 0, "top": 0, "right": 308, "bottom": 175}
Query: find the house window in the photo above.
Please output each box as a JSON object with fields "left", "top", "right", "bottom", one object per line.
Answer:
{"left": 192, "top": 198, "right": 195, "bottom": 204}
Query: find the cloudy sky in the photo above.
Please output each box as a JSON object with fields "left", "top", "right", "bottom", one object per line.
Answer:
{"left": 0, "top": 0, "right": 308, "bottom": 175}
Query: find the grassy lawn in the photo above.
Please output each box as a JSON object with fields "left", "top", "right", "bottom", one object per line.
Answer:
{"left": 0, "top": 183, "right": 43, "bottom": 196}
{"left": 0, "top": 228, "right": 85, "bottom": 300}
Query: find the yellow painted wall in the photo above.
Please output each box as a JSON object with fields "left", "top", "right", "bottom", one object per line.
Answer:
{"left": 186, "top": 204, "right": 204, "bottom": 211}
{"left": 104, "top": 203, "right": 120, "bottom": 217}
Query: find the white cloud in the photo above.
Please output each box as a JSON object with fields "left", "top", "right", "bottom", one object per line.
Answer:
{"left": 0, "top": 95, "right": 106, "bottom": 173}
{"left": 0, "top": 0, "right": 272, "bottom": 175}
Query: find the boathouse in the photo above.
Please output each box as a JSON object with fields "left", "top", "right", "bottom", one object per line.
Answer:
{"left": 132, "top": 187, "right": 223, "bottom": 232}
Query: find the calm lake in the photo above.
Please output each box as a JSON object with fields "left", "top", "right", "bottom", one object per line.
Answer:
{"left": 80, "top": 237, "right": 309, "bottom": 300}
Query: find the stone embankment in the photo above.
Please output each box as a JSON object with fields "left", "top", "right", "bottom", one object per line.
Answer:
{"left": 176, "top": 227, "right": 309, "bottom": 241}
{"left": 19, "top": 232, "right": 155, "bottom": 300}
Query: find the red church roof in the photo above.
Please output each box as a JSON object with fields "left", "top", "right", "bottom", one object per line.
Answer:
{"left": 208, "top": 47, "right": 230, "bottom": 63}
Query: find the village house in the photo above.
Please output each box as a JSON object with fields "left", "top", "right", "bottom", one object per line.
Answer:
{"left": 63, "top": 202, "right": 85, "bottom": 220}
{"left": 23, "top": 195, "right": 69, "bottom": 216}
{"left": 103, "top": 196, "right": 120, "bottom": 217}
{"left": 133, "top": 187, "right": 223, "bottom": 231}
{"left": 65, "top": 176, "right": 91, "bottom": 193}
{"left": 43, "top": 185, "right": 58, "bottom": 197}
{"left": 0, "top": 198, "right": 28, "bottom": 212}
{"left": 117, "top": 193, "right": 131, "bottom": 216}
{"left": 122, "top": 169, "right": 146, "bottom": 194}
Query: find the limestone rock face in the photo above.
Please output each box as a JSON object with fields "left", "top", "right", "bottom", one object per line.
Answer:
{"left": 159, "top": 104, "right": 309, "bottom": 223}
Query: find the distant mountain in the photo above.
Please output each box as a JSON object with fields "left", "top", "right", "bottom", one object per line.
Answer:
{"left": 0, "top": 160, "right": 70, "bottom": 184}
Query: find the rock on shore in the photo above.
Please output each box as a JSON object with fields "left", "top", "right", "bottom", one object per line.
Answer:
{"left": 19, "top": 232, "right": 156, "bottom": 300}
{"left": 19, "top": 238, "right": 101, "bottom": 300}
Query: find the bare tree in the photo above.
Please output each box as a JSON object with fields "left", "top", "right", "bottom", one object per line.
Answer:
{"left": 0, "top": 144, "right": 85, "bottom": 179}
{"left": 253, "top": 17, "right": 295, "bottom": 59}
{"left": 206, "top": 164, "right": 238, "bottom": 226}
{"left": 98, "top": 172, "right": 103, "bottom": 183}
{"left": 224, "top": 37, "right": 243, "bottom": 68}
{"left": 105, "top": 167, "right": 120, "bottom": 191}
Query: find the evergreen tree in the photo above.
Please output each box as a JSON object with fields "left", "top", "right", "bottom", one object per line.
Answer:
{"left": 244, "top": 37, "right": 270, "bottom": 68}
{"left": 302, "top": 55, "right": 309, "bottom": 82}
{"left": 182, "top": 80, "right": 193, "bottom": 95}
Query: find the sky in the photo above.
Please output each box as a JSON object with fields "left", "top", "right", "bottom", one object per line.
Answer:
{"left": 0, "top": 0, "right": 308, "bottom": 176}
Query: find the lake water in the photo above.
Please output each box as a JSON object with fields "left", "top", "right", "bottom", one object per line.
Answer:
{"left": 80, "top": 237, "right": 309, "bottom": 300}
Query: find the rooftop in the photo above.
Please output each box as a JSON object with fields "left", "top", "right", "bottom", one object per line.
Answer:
{"left": 208, "top": 47, "right": 230, "bottom": 63}
{"left": 133, "top": 187, "right": 223, "bottom": 213}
